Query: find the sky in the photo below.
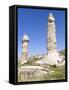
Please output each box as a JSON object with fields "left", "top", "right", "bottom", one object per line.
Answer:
{"left": 18, "top": 8, "right": 65, "bottom": 57}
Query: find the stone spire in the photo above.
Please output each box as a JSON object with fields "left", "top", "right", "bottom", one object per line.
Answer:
{"left": 21, "top": 33, "right": 29, "bottom": 64}
{"left": 47, "top": 13, "right": 56, "bottom": 52}
{"left": 47, "top": 13, "right": 61, "bottom": 65}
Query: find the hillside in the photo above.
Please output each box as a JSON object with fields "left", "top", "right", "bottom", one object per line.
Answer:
{"left": 18, "top": 49, "right": 65, "bottom": 82}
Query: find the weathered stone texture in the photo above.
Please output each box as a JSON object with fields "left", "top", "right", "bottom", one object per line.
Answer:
{"left": 47, "top": 13, "right": 61, "bottom": 65}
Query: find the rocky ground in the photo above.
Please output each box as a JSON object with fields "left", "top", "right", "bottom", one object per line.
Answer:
{"left": 18, "top": 50, "right": 65, "bottom": 82}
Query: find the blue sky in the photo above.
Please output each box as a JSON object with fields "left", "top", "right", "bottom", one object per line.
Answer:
{"left": 18, "top": 8, "right": 65, "bottom": 57}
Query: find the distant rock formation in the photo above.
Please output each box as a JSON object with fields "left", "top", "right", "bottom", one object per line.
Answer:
{"left": 21, "top": 33, "right": 29, "bottom": 64}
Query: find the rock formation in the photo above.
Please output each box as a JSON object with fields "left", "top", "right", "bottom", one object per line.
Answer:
{"left": 47, "top": 13, "right": 61, "bottom": 65}
{"left": 21, "top": 33, "right": 29, "bottom": 64}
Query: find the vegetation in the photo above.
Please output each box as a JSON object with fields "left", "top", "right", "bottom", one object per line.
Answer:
{"left": 59, "top": 49, "right": 65, "bottom": 56}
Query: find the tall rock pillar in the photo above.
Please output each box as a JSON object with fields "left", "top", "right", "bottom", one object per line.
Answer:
{"left": 47, "top": 13, "right": 61, "bottom": 65}
{"left": 21, "top": 33, "right": 29, "bottom": 64}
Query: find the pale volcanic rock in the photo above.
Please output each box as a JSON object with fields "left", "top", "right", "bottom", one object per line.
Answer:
{"left": 21, "top": 33, "right": 29, "bottom": 64}
{"left": 46, "top": 13, "right": 61, "bottom": 65}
